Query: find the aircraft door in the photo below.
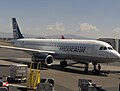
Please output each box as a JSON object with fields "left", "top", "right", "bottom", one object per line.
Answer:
{"left": 87, "top": 44, "right": 94, "bottom": 56}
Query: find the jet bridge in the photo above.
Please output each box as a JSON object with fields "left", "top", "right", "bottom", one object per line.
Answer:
{"left": 98, "top": 38, "right": 120, "bottom": 53}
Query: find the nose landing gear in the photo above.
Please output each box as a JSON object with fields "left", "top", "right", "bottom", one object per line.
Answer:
{"left": 92, "top": 63, "right": 101, "bottom": 74}
{"left": 83, "top": 63, "right": 102, "bottom": 74}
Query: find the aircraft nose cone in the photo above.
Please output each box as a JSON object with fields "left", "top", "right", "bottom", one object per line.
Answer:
{"left": 113, "top": 51, "right": 120, "bottom": 60}
{"left": 116, "top": 54, "right": 120, "bottom": 59}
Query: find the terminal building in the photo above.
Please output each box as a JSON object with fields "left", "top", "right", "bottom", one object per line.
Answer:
{"left": 98, "top": 38, "right": 120, "bottom": 53}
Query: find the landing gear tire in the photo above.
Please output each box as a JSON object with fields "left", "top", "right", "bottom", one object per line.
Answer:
{"left": 84, "top": 63, "right": 89, "bottom": 74}
{"left": 60, "top": 61, "right": 67, "bottom": 67}
{"left": 92, "top": 69, "right": 99, "bottom": 74}
{"left": 92, "top": 63, "right": 100, "bottom": 74}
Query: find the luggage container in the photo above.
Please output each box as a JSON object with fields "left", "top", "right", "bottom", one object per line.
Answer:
{"left": 7, "top": 64, "right": 27, "bottom": 82}
{"left": 36, "top": 78, "right": 55, "bottom": 91}
{"left": 78, "top": 79, "right": 105, "bottom": 91}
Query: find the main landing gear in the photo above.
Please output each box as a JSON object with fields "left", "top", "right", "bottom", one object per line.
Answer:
{"left": 84, "top": 63, "right": 89, "bottom": 73}
{"left": 60, "top": 60, "right": 67, "bottom": 67}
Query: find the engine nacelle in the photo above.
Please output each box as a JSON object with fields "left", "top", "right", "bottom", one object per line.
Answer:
{"left": 45, "top": 55, "right": 53, "bottom": 66}
{"left": 31, "top": 53, "right": 53, "bottom": 66}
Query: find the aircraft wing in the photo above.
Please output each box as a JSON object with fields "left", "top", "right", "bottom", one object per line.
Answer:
{"left": 0, "top": 45, "right": 55, "bottom": 54}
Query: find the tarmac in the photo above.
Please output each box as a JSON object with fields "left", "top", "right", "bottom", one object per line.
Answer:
{"left": 0, "top": 41, "right": 119, "bottom": 91}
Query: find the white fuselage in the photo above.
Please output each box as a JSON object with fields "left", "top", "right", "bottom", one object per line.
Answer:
{"left": 12, "top": 38, "right": 120, "bottom": 64}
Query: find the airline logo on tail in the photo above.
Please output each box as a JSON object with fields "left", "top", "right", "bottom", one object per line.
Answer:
{"left": 12, "top": 18, "right": 24, "bottom": 39}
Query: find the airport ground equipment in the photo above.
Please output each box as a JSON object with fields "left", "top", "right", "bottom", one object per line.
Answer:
{"left": 7, "top": 64, "right": 27, "bottom": 82}
{"left": 27, "top": 62, "right": 41, "bottom": 90}
{"left": 119, "top": 83, "right": 120, "bottom": 91}
{"left": 0, "top": 75, "right": 9, "bottom": 90}
{"left": 98, "top": 38, "right": 120, "bottom": 53}
{"left": 0, "top": 87, "right": 8, "bottom": 91}
{"left": 78, "top": 79, "right": 106, "bottom": 91}
{"left": 0, "top": 75, "right": 9, "bottom": 91}
{"left": 36, "top": 78, "right": 54, "bottom": 91}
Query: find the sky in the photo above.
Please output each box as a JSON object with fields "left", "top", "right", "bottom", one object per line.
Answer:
{"left": 0, "top": 0, "right": 120, "bottom": 38}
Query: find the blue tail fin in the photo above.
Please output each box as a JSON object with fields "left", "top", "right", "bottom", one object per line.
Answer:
{"left": 12, "top": 18, "right": 24, "bottom": 39}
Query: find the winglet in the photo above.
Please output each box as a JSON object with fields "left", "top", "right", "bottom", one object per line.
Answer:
{"left": 12, "top": 18, "right": 24, "bottom": 39}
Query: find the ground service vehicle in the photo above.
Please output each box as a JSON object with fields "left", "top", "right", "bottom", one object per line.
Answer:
{"left": 7, "top": 64, "right": 27, "bottom": 82}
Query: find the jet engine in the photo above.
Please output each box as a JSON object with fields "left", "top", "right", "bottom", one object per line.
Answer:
{"left": 31, "top": 53, "right": 53, "bottom": 66}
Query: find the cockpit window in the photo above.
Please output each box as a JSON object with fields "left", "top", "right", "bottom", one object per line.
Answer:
{"left": 99, "top": 46, "right": 113, "bottom": 50}
{"left": 99, "top": 46, "right": 107, "bottom": 50}
{"left": 99, "top": 47, "right": 104, "bottom": 50}
{"left": 103, "top": 47, "right": 107, "bottom": 50}
{"left": 108, "top": 47, "right": 113, "bottom": 50}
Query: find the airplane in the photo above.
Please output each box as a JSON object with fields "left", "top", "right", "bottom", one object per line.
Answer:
{"left": 0, "top": 18, "right": 120, "bottom": 74}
